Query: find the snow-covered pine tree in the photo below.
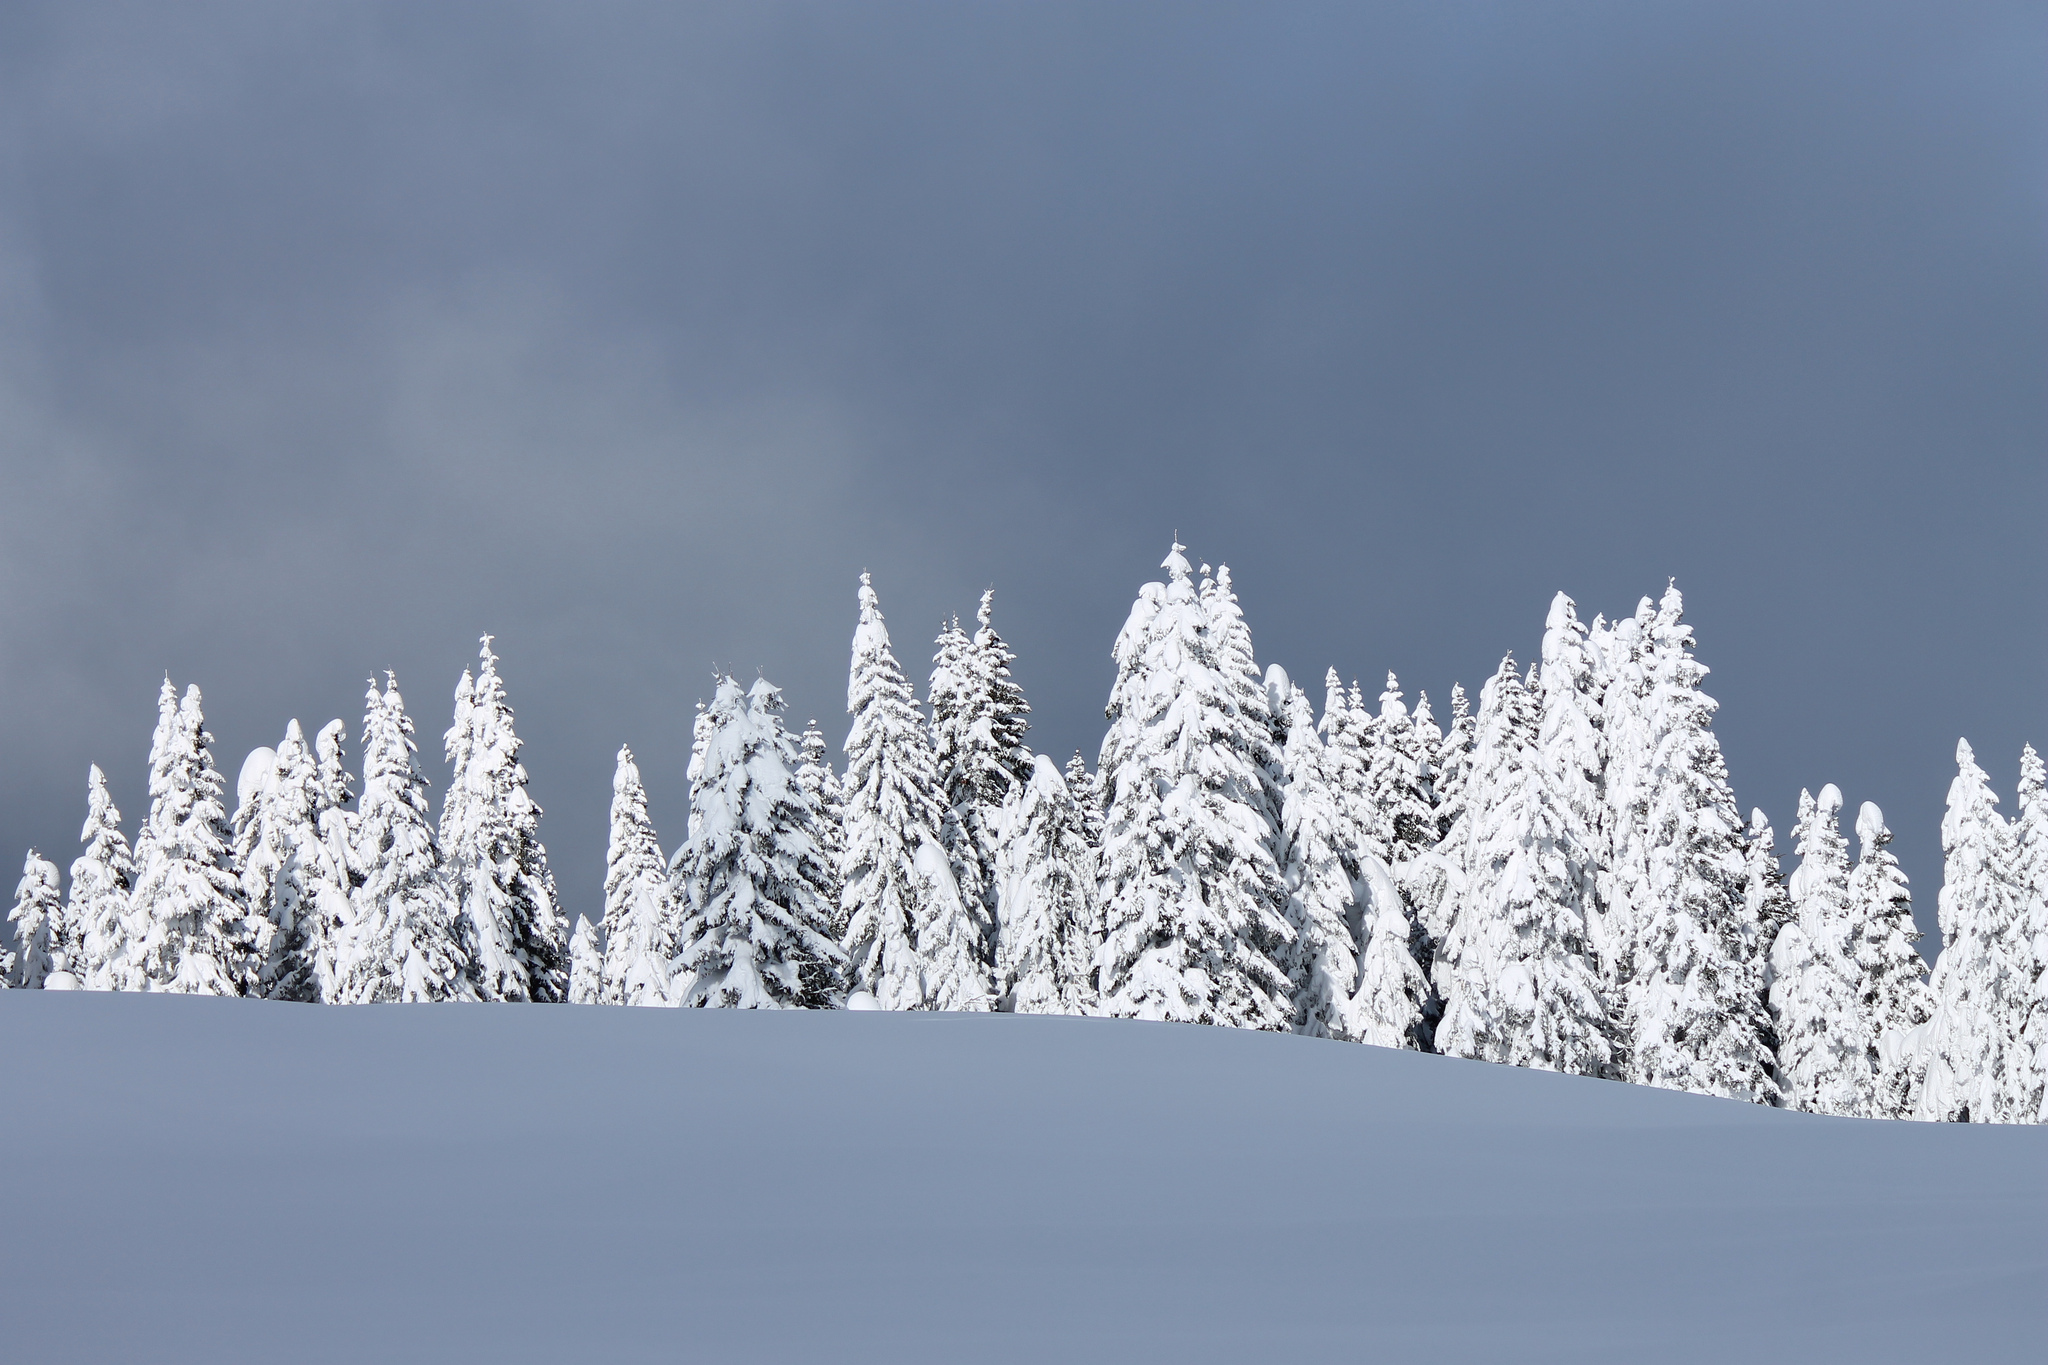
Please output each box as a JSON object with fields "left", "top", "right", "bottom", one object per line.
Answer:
{"left": 1846, "top": 801, "right": 1934, "bottom": 1118}
{"left": 975, "top": 590, "right": 1034, "bottom": 781}
{"left": 1741, "top": 808, "right": 1793, "bottom": 966}
{"left": 1627, "top": 587, "right": 1774, "bottom": 1102}
{"left": 230, "top": 723, "right": 327, "bottom": 1001}
{"left": 1405, "top": 681, "right": 1474, "bottom": 991}
{"left": 1537, "top": 593, "right": 1613, "bottom": 994}
{"left": 841, "top": 574, "right": 986, "bottom": 1010}
{"left": 1371, "top": 674, "right": 1438, "bottom": 868}
{"left": 1916, "top": 741, "right": 2027, "bottom": 1122}
{"left": 1318, "top": 669, "right": 1380, "bottom": 866}
{"left": 1063, "top": 752, "right": 1104, "bottom": 849}
{"left": 567, "top": 915, "right": 603, "bottom": 1004}
{"left": 599, "top": 745, "right": 675, "bottom": 1007}
{"left": 1597, "top": 598, "right": 1657, "bottom": 995}
{"left": 671, "top": 677, "right": 845, "bottom": 1009}
{"left": 2012, "top": 746, "right": 2048, "bottom": 1123}
{"left": 69, "top": 765, "right": 135, "bottom": 991}
{"left": 992, "top": 754, "right": 1098, "bottom": 1015}
{"left": 1095, "top": 543, "right": 1294, "bottom": 1029}
{"left": 1769, "top": 786, "right": 1869, "bottom": 1116}
{"left": 440, "top": 637, "right": 567, "bottom": 1003}
{"left": 1410, "top": 690, "right": 1442, "bottom": 823}
{"left": 795, "top": 722, "right": 846, "bottom": 929}
{"left": 1277, "top": 687, "right": 1364, "bottom": 1039}
{"left": 302, "top": 721, "right": 357, "bottom": 1003}
{"left": 1350, "top": 851, "right": 1434, "bottom": 1049}
{"left": 127, "top": 681, "right": 253, "bottom": 995}
{"left": 9, "top": 850, "right": 62, "bottom": 988}
{"left": 338, "top": 676, "right": 474, "bottom": 1003}
{"left": 1432, "top": 683, "right": 1476, "bottom": 842}
{"left": 1434, "top": 656, "right": 1614, "bottom": 1076}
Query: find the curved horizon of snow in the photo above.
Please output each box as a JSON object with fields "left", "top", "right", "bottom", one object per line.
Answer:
{"left": 1, "top": 993, "right": 2038, "bottom": 1364}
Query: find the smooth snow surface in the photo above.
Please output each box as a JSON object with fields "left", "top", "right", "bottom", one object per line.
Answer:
{"left": 0, "top": 993, "right": 2040, "bottom": 1363}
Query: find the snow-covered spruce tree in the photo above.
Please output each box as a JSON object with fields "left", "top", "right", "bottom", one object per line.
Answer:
{"left": 1095, "top": 543, "right": 1294, "bottom": 1028}
{"left": 1405, "top": 681, "right": 1474, "bottom": 991}
{"left": 127, "top": 681, "right": 253, "bottom": 994}
{"left": 1434, "top": 656, "right": 1614, "bottom": 1076}
{"left": 1537, "top": 593, "right": 1613, "bottom": 991}
{"left": 338, "top": 676, "right": 474, "bottom": 1003}
{"left": 599, "top": 745, "right": 675, "bottom": 1007}
{"left": 841, "top": 574, "right": 989, "bottom": 1010}
{"left": 299, "top": 720, "right": 358, "bottom": 1003}
{"left": 1846, "top": 801, "right": 1934, "bottom": 1118}
{"left": 1277, "top": 687, "right": 1365, "bottom": 1039}
{"left": 992, "top": 754, "right": 1098, "bottom": 1015}
{"left": 1769, "top": 786, "right": 1869, "bottom": 1116}
{"left": 1318, "top": 669, "right": 1382, "bottom": 866}
{"left": 70, "top": 765, "right": 136, "bottom": 991}
{"left": 671, "top": 677, "right": 845, "bottom": 1009}
{"left": 1203, "top": 563, "right": 1284, "bottom": 779}
{"left": 440, "top": 638, "right": 567, "bottom": 1003}
{"left": 1410, "top": 690, "right": 1443, "bottom": 825}
{"left": 9, "top": 850, "right": 63, "bottom": 988}
{"left": 928, "top": 591, "right": 1031, "bottom": 967}
{"left": 1371, "top": 674, "right": 1438, "bottom": 868}
{"left": 1916, "top": 741, "right": 2027, "bottom": 1122}
{"left": 567, "top": 915, "right": 603, "bottom": 1004}
{"left": 1627, "top": 587, "right": 1774, "bottom": 1102}
{"left": 1596, "top": 598, "right": 1657, "bottom": 995}
{"left": 795, "top": 723, "right": 846, "bottom": 928}
{"left": 1350, "top": 850, "right": 1434, "bottom": 1049}
{"left": 2012, "top": 746, "right": 2048, "bottom": 1123}
{"left": 1063, "top": 752, "right": 1104, "bottom": 849}
{"left": 231, "top": 721, "right": 332, "bottom": 1001}
{"left": 1740, "top": 808, "right": 1792, "bottom": 1072}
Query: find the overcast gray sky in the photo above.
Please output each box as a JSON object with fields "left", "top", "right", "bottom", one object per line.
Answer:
{"left": 1, "top": 1, "right": 2041, "bottom": 951}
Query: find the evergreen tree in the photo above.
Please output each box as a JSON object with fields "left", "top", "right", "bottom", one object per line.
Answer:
{"left": 1435, "top": 656, "right": 1614, "bottom": 1076}
{"left": 231, "top": 722, "right": 332, "bottom": 1001}
{"left": 338, "top": 676, "right": 474, "bottom": 1003}
{"left": 1094, "top": 544, "right": 1293, "bottom": 1028}
{"left": 992, "top": 755, "right": 1099, "bottom": 1015}
{"left": 1350, "top": 851, "right": 1434, "bottom": 1049}
{"left": 1318, "top": 668, "right": 1381, "bottom": 866}
{"left": 1063, "top": 752, "right": 1104, "bottom": 849}
{"left": 1405, "top": 681, "right": 1474, "bottom": 991}
{"left": 1537, "top": 593, "right": 1613, "bottom": 992}
{"left": 440, "top": 637, "right": 567, "bottom": 1003}
{"left": 600, "top": 745, "right": 675, "bottom": 1007}
{"left": 1847, "top": 801, "right": 1934, "bottom": 1118}
{"left": 672, "top": 677, "right": 846, "bottom": 1009}
{"left": 1410, "top": 690, "right": 1442, "bottom": 827}
{"left": 1277, "top": 687, "right": 1364, "bottom": 1039}
{"left": 69, "top": 765, "right": 135, "bottom": 991}
{"left": 2012, "top": 745, "right": 2048, "bottom": 1123}
{"left": 128, "top": 680, "right": 252, "bottom": 995}
{"left": 1740, "top": 808, "right": 1793, "bottom": 1083}
{"left": 9, "top": 850, "right": 62, "bottom": 988}
{"left": 1597, "top": 598, "right": 1658, "bottom": 994}
{"left": 1770, "top": 786, "right": 1869, "bottom": 1116}
{"left": 795, "top": 722, "right": 846, "bottom": 930}
{"left": 1627, "top": 587, "right": 1774, "bottom": 1102}
{"left": 1916, "top": 741, "right": 2028, "bottom": 1122}
{"left": 840, "top": 574, "right": 983, "bottom": 1009}
{"left": 1371, "top": 674, "right": 1438, "bottom": 867}
{"left": 302, "top": 720, "right": 358, "bottom": 1003}
{"left": 567, "top": 915, "right": 603, "bottom": 1005}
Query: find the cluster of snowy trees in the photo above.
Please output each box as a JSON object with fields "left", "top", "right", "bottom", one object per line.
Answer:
{"left": 4, "top": 641, "right": 564, "bottom": 1004}
{"left": 6, "top": 545, "right": 2042, "bottom": 1123}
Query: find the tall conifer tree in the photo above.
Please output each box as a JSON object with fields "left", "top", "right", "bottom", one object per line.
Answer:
{"left": 992, "top": 755, "right": 1099, "bottom": 1015}
{"left": 1095, "top": 543, "right": 1294, "bottom": 1028}
{"left": 1847, "top": 801, "right": 1934, "bottom": 1118}
{"left": 1277, "top": 687, "right": 1364, "bottom": 1039}
{"left": 2011, "top": 745, "right": 2048, "bottom": 1123}
{"left": 600, "top": 745, "right": 674, "bottom": 1007}
{"left": 1770, "top": 786, "right": 1869, "bottom": 1115}
{"left": 69, "top": 765, "right": 135, "bottom": 991}
{"left": 9, "top": 851, "right": 63, "bottom": 988}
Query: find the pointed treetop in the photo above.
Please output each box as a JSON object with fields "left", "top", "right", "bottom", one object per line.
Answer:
{"left": 1162, "top": 540, "right": 1191, "bottom": 579}
{"left": 1956, "top": 736, "right": 1975, "bottom": 768}
{"left": 1545, "top": 590, "right": 1578, "bottom": 633}
{"left": 1380, "top": 672, "right": 1406, "bottom": 724}
{"left": 976, "top": 587, "right": 995, "bottom": 632}
{"left": 614, "top": 744, "right": 639, "bottom": 789}
{"left": 858, "top": 570, "right": 879, "bottom": 615}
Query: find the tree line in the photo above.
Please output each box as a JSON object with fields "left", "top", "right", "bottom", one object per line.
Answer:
{"left": 5, "top": 545, "right": 2041, "bottom": 1123}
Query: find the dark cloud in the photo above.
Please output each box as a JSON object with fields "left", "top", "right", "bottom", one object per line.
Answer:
{"left": 2, "top": 1, "right": 2041, "bottom": 947}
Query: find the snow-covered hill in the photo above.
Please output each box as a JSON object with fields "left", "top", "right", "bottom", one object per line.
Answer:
{"left": 1, "top": 994, "right": 2040, "bottom": 1363}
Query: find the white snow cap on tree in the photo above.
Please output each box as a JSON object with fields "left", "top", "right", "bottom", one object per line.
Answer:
{"left": 671, "top": 676, "right": 846, "bottom": 1009}
{"left": 1276, "top": 686, "right": 1366, "bottom": 1039}
{"left": 840, "top": 573, "right": 985, "bottom": 1010}
{"left": 1537, "top": 593, "right": 1611, "bottom": 980}
{"left": 338, "top": 676, "right": 474, "bottom": 1003}
{"left": 441, "top": 637, "right": 568, "bottom": 1003}
{"left": 1094, "top": 542, "right": 1294, "bottom": 1029}
{"left": 1770, "top": 785, "right": 1869, "bottom": 1115}
{"left": 1435, "top": 656, "right": 1614, "bottom": 1077}
{"left": 232, "top": 722, "right": 333, "bottom": 1002}
{"left": 301, "top": 720, "right": 358, "bottom": 1003}
{"left": 600, "top": 745, "right": 675, "bottom": 1007}
{"left": 992, "top": 755, "right": 1099, "bottom": 1015}
{"left": 127, "top": 680, "right": 253, "bottom": 995}
{"left": 1847, "top": 801, "right": 1935, "bottom": 1118}
{"left": 69, "top": 764, "right": 136, "bottom": 991}
{"left": 9, "top": 850, "right": 63, "bottom": 988}
{"left": 1916, "top": 741, "right": 2028, "bottom": 1122}
{"left": 567, "top": 915, "right": 603, "bottom": 1004}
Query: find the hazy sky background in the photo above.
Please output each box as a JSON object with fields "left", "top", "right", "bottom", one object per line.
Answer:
{"left": 1, "top": 1, "right": 2041, "bottom": 953}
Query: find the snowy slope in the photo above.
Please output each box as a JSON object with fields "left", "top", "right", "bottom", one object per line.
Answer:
{"left": 0, "top": 995, "right": 2040, "bottom": 1363}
